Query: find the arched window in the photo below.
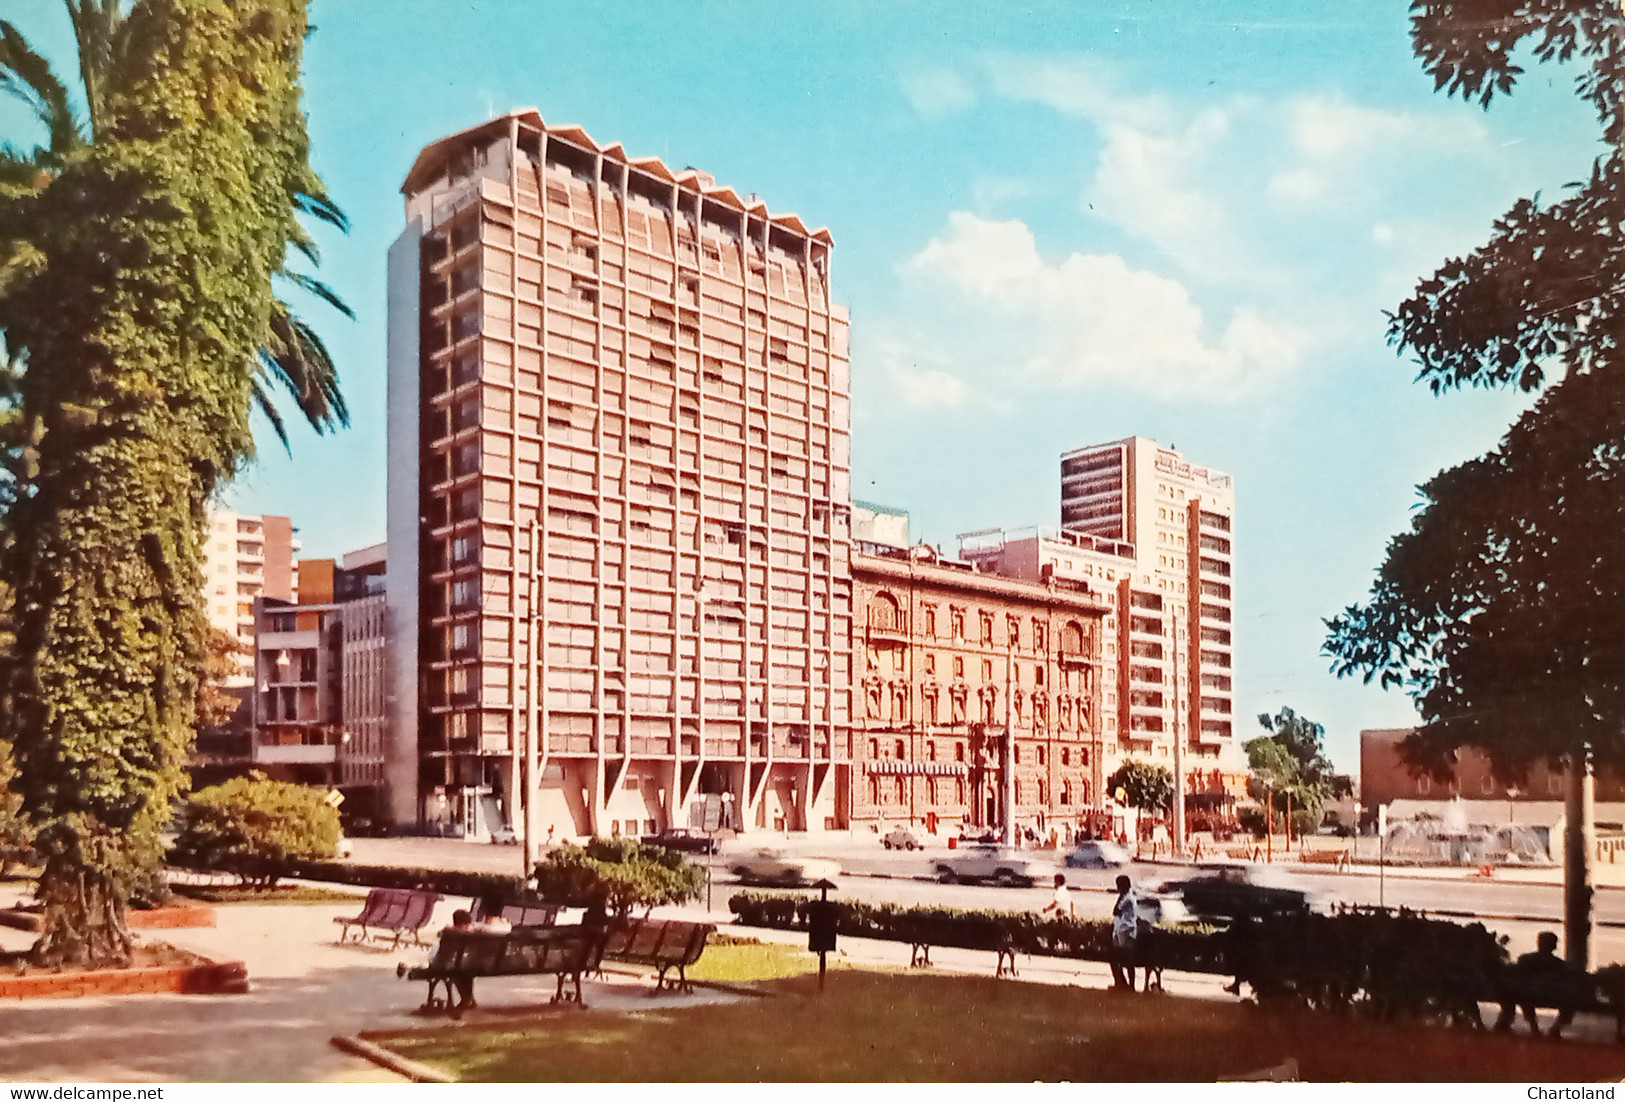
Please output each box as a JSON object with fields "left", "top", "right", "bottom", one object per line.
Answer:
{"left": 869, "top": 592, "right": 901, "bottom": 632}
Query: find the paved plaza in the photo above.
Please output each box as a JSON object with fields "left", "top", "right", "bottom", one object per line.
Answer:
{"left": 1, "top": 862, "right": 1622, "bottom": 1082}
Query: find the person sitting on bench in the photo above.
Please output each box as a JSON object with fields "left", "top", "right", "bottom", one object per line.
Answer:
{"left": 1495, "top": 931, "right": 1575, "bottom": 1038}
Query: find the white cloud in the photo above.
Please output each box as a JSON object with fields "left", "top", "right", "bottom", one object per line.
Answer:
{"left": 904, "top": 212, "right": 1303, "bottom": 399}
{"left": 1268, "top": 95, "right": 1488, "bottom": 205}
{"left": 900, "top": 66, "right": 976, "bottom": 118}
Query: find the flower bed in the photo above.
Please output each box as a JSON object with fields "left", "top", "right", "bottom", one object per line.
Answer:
{"left": 0, "top": 902, "right": 214, "bottom": 932}
{"left": 0, "top": 943, "right": 248, "bottom": 999}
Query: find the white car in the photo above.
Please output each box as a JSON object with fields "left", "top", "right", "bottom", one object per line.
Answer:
{"left": 933, "top": 845, "right": 1046, "bottom": 888}
{"left": 882, "top": 828, "right": 922, "bottom": 851}
{"left": 1063, "top": 840, "right": 1130, "bottom": 868}
{"left": 729, "top": 848, "right": 841, "bottom": 887}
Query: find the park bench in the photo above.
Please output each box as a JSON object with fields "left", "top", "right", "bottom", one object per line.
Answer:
{"left": 399, "top": 924, "right": 606, "bottom": 1013}
{"left": 600, "top": 918, "right": 715, "bottom": 993}
{"left": 469, "top": 895, "right": 559, "bottom": 929}
{"left": 334, "top": 887, "right": 442, "bottom": 947}
{"left": 1486, "top": 965, "right": 1625, "bottom": 1040}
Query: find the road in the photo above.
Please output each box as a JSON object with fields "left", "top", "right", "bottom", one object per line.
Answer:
{"left": 346, "top": 836, "right": 1625, "bottom": 961}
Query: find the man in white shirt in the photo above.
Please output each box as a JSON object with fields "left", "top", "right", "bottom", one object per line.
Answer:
{"left": 1110, "top": 874, "right": 1139, "bottom": 991}
{"left": 1041, "top": 873, "right": 1073, "bottom": 918}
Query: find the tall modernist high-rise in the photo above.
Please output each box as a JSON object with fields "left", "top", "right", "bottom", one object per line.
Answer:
{"left": 961, "top": 438, "right": 1245, "bottom": 827}
{"left": 387, "top": 110, "right": 854, "bottom": 838}
{"left": 1059, "top": 437, "right": 1237, "bottom": 766}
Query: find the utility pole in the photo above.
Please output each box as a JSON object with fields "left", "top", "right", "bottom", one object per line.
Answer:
{"left": 1001, "top": 641, "right": 1015, "bottom": 846}
{"left": 1565, "top": 745, "right": 1596, "bottom": 970}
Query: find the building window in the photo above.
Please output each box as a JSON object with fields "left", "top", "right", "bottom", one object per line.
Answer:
{"left": 869, "top": 777, "right": 880, "bottom": 804}
{"left": 1038, "top": 746, "right": 1046, "bottom": 766}
{"left": 951, "top": 609, "right": 965, "bottom": 641}
{"left": 927, "top": 741, "right": 937, "bottom": 762}
{"left": 924, "top": 654, "right": 935, "bottom": 675}
{"left": 980, "top": 613, "right": 993, "bottom": 645}
{"left": 982, "top": 659, "right": 993, "bottom": 680}
{"left": 954, "top": 656, "right": 964, "bottom": 677}
{"left": 956, "top": 742, "right": 964, "bottom": 762}
{"left": 924, "top": 607, "right": 936, "bottom": 637}
{"left": 895, "top": 739, "right": 905, "bottom": 759}
{"left": 1061, "top": 748, "right": 1070, "bottom": 766}
{"left": 869, "top": 739, "right": 878, "bottom": 758}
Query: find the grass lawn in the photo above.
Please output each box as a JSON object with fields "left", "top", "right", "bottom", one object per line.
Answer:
{"left": 170, "top": 883, "right": 363, "bottom": 906}
{"left": 369, "top": 969, "right": 1625, "bottom": 1082}
{"left": 683, "top": 936, "right": 825, "bottom": 982}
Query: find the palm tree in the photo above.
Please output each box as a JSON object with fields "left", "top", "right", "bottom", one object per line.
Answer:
{"left": 1, "top": 2, "right": 350, "bottom": 451}
{"left": 0, "top": 0, "right": 346, "bottom": 967}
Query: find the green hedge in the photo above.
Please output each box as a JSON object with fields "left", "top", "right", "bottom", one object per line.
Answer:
{"left": 728, "top": 892, "right": 1221, "bottom": 972}
{"left": 220, "top": 857, "right": 526, "bottom": 903}
{"left": 729, "top": 893, "right": 1507, "bottom": 1020}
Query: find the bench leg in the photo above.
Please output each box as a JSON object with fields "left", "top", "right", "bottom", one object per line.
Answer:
{"left": 675, "top": 964, "right": 692, "bottom": 995}
{"left": 910, "top": 943, "right": 932, "bottom": 968}
{"left": 996, "top": 949, "right": 1018, "bottom": 978}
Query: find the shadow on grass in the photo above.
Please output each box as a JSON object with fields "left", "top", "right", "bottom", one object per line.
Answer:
{"left": 368, "top": 970, "right": 1625, "bottom": 1083}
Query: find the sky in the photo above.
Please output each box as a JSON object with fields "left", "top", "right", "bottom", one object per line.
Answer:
{"left": 3, "top": 1, "right": 1606, "bottom": 774}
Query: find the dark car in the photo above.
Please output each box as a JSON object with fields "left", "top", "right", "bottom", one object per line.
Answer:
{"left": 641, "top": 828, "right": 719, "bottom": 855}
{"left": 1159, "top": 862, "right": 1324, "bottom": 921}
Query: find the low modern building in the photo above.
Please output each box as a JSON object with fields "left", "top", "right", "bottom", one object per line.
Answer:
{"left": 251, "top": 549, "right": 389, "bottom": 815}
{"left": 850, "top": 543, "right": 1111, "bottom": 840}
{"left": 1361, "top": 727, "right": 1625, "bottom": 807}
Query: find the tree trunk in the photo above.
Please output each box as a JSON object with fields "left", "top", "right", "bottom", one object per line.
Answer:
{"left": 31, "top": 854, "right": 132, "bottom": 969}
{"left": 1565, "top": 749, "right": 1595, "bottom": 971}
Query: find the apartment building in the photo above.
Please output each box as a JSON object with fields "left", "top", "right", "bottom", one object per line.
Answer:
{"left": 851, "top": 543, "right": 1110, "bottom": 839}
{"left": 251, "top": 548, "right": 388, "bottom": 815}
{"left": 387, "top": 110, "right": 853, "bottom": 838}
{"left": 959, "top": 439, "right": 1246, "bottom": 825}
{"left": 202, "top": 509, "right": 298, "bottom": 683}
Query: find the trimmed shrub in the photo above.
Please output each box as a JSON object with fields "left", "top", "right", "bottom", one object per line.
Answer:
{"left": 171, "top": 776, "right": 341, "bottom": 888}
{"left": 532, "top": 838, "right": 705, "bottom": 917}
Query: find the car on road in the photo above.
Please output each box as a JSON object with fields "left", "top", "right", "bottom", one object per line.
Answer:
{"left": 882, "top": 828, "right": 922, "bottom": 851}
{"left": 730, "top": 848, "right": 841, "bottom": 887}
{"left": 933, "top": 844, "right": 1047, "bottom": 887}
{"left": 488, "top": 826, "right": 518, "bottom": 846}
{"left": 641, "top": 828, "right": 720, "bottom": 855}
{"left": 1158, "top": 862, "right": 1324, "bottom": 920}
{"left": 1062, "top": 839, "right": 1130, "bottom": 869}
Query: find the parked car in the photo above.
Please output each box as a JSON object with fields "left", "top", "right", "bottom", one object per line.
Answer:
{"left": 729, "top": 848, "right": 841, "bottom": 887}
{"left": 1062, "top": 839, "right": 1130, "bottom": 869}
{"left": 933, "top": 844, "right": 1046, "bottom": 887}
{"left": 1158, "top": 862, "right": 1324, "bottom": 920}
{"left": 488, "top": 826, "right": 518, "bottom": 846}
{"left": 641, "top": 828, "right": 720, "bottom": 855}
{"left": 882, "top": 828, "right": 922, "bottom": 851}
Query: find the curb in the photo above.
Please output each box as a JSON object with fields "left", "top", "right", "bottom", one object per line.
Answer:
{"left": 330, "top": 1034, "right": 454, "bottom": 1083}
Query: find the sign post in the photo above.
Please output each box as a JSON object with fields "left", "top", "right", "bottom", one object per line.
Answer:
{"left": 807, "top": 879, "right": 839, "bottom": 994}
{"left": 1378, "top": 804, "right": 1388, "bottom": 910}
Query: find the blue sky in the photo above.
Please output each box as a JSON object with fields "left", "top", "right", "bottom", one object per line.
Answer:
{"left": 4, "top": 1, "right": 1604, "bottom": 773}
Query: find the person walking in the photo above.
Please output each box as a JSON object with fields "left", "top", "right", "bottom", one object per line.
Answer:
{"left": 1110, "top": 874, "right": 1139, "bottom": 991}
{"left": 1041, "top": 873, "right": 1073, "bottom": 918}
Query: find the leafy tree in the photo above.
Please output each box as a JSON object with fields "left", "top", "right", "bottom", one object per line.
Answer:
{"left": 1325, "top": 2, "right": 1625, "bottom": 780}
{"left": 1105, "top": 760, "right": 1173, "bottom": 814}
{"left": 531, "top": 838, "right": 706, "bottom": 918}
{"left": 196, "top": 627, "right": 246, "bottom": 733}
{"left": 0, "top": 0, "right": 345, "bottom": 967}
{"left": 1325, "top": 1, "right": 1625, "bottom": 963}
{"left": 171, "top": 775, "right": 341, "bottom": 889}
{"left": 1245, "top": 708, "right": 1351, "bottom": 829}
{"left": 0, "top": 737, "right": 29, "bottom": 877}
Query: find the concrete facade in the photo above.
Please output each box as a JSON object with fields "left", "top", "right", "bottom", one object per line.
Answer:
{"left": 958, "top": 439, "right": 1246, "bottom": 817}
{"left": 850, "top": 544, "right": 1110, "bottom": 839}
{"left": 201, "top": 508, "right": 298, "bottom": 684}
{"left": 388, "top": 110, "right": 853, "bottom": 840}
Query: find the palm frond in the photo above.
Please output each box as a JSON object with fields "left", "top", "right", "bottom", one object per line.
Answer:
{"left": 64, "top": 0, "right": 124, "bottom": 140}
{"left": 0, "top": 20, "right": 82, "bottom": 157}
{"left": 277, "top": 270, "right": 354, "bottom": 319}
{"left": 258, "top": 300, "right": 349, "bottom": 435}
{"left": 250, "top": 373, "right": 292, "bottom": 454}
